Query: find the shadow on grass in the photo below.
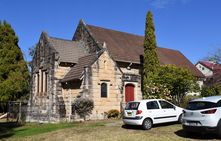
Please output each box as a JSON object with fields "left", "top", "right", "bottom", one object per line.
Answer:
{"left": 121, "top": 124, "right": 143, "bottom": 130}
{"left": 0, "top": 122, "right": 22, "bottom": 139}
{"left": 121, "top": 122, "right": 180, "bottom": 130}
{"left": 122, "top": 122, "right": 220, "bottom": 140}
{"left": 175, "top": 129, "right": 219, "bottom": 140}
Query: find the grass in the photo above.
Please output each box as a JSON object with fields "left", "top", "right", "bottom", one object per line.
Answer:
{"left": 0, "top": 122, "right": 78, "bottom": 139}
{"left": 0, "top": 120, "right": 220, "bottom": 141}
{"left": 12, "top": 123, "right": 75, "bottom": 137}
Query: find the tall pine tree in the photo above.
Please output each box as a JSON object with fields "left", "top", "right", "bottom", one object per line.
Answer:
{"left": 0, "top": 21, "right": 30, "bottom": 102}
{"left": 143, "top": 11, "right": 159, "bottom": 98}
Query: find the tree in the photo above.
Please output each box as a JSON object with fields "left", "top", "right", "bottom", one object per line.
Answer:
{"left": 28, "top": 45, "right": 36, "bottom": 57}
{"left": 206, "top": 48, "right": 221, "bottom": 63}
{"left": 151, "top": 65, "right": 199, "bottom": 105}
{"left": 143, "top": 11, "right": 160, "bottom": 98}
{"left": 0, "top": 21, "right": 30, "bottom": 102}
{"left": 28, "top": 45, "right": 36, "bottom": 68}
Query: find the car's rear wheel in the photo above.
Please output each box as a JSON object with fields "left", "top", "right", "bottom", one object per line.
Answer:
{"left": 123, "top": 124, "right": 130, "bottom": 129}
{"left": 178, "top": 114, "right": 183, "bottom": 123}
{"left": 217, "top": 120, "right": 221, "bottom": 138}
{"left": 142, "top": 118, "right": 152, "bottom": 130}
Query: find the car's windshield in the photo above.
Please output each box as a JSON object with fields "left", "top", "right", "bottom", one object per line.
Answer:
{"left": 186, "top": 101, "right": 216, "bottom": 110}
{"left": 125, "top": 102, "right": 140, "bottom": 110}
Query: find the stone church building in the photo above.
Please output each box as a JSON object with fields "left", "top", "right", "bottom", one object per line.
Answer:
{"left": 27, "top": 20, "right": 204, "bottom": 122}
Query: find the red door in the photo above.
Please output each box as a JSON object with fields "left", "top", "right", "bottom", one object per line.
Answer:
{"left": 125, "top": 84, "right": 135, "bottom": 103}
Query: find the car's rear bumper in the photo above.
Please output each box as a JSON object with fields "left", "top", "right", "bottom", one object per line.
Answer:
{"left": 122, "top": 116, "right": 143, "bottom": 125}
{"left": 182, "top": 117, "right": 219, "bottom": 127}
{"left": 182, "top": 125, "right": 217, "bottom": 133}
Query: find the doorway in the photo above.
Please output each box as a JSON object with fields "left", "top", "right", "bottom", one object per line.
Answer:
{"left": 125, "top": 84, "right": 135, "bottom": 103}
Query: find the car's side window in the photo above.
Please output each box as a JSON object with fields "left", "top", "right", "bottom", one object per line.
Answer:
{"left": 159, "top": 101, "right": 174, "bottom": 109}
{"left": 217, "top": 100, "right": 221, "bottom": 107}
{"left": 146, "top": 101, "right": 159, "bottom": 109}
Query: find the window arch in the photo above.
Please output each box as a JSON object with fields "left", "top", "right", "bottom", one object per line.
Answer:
{"left": 101, "top": 83, "right": 107, "bottom": 98}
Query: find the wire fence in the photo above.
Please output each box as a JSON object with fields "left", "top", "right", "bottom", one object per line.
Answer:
{"left": 0, "top": 101, "right": 79, "bottom": 123}
{"left": 26, "top": 103, "right": 77, "bottom": 123}
{"left": 0, "top": 101, "right": 28, "bottom": 123}
{"left": 0, "top": 101, "right": 113, "bottom": 123}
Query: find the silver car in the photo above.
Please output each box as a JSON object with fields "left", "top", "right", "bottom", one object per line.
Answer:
{"left": 182, "top": 96, "right": 221, "bottom": 137}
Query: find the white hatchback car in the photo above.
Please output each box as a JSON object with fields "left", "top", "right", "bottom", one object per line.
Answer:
{"left": 123, "top": 99, "right": 183, "bottom": 130}
{"left": 182, "top": 96, "right": 221, "bottom": 137}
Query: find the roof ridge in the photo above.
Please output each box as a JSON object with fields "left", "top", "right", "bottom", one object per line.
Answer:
{"left": 86, "top": 24, "right": 182, "bottom": 53}
{"left": 49, "top": 36, "right": 75, "bottom": 42}
{"left": 86, "top": 24, "right": 182, "bottom": 54}
{"left": 157, "top": 46, "right": 180, "bottom": 53}
{"left": 86, "top": 24, "right": 144, "bottom": 38}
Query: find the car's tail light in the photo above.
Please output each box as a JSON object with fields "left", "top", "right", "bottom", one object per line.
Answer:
{"left": 136, "top": 110, "right": 142, "bottom": 115}
{"left": 201, "top": 109, "right": 217, "bottom": 114}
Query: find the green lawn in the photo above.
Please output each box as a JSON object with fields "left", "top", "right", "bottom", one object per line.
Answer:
{"left": 0, "top": 122, "right": 77, "bottom": 139}
{"left": 0, "top": 120, "right": 220, "bottom": 141}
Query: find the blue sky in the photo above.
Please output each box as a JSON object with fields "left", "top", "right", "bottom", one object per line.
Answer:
{"left": 0, "top": 0, "right": 220, "bottom": 64}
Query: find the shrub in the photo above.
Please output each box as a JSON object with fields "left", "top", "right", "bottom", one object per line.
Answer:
{"left": 201, "top": 85, "right": 221, "bottom": 97}
{"left": 145, "top": 65, "right": 199, "bottom": 106}
{"left": 180, "top": 95, "right": 201, "bottom": 108}
{"left": 72, "top": 97, "right": 94, "bottom": 120}
{"left": 107, "top": 109, "right": 119, "bottom": 119}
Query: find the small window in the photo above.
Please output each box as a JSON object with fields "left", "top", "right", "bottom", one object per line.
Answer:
{"left": 146, "top": 101, "right": 159, "bottom": 109}
{"left": 37, "top": 73, "right": 39, "bottom": 93}
{"left": 101, "top": 83, "right": 107, "bottom": 98}
{"left": 45, "top": 72, "right": 48, "bottom": 94}
{"left": 41, "top": 70, "right": 43, "bottom": 93}
{"left": 159, "top": 101, "right": 174, "bottom": 109}
{"left": 125, "top": 102, "right": 140, "bottom": 110}
{"left": 217, "top": 100, "right": 221, "bottom": 107}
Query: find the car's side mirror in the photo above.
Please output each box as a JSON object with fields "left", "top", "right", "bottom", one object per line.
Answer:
{"left": 173, "top": 106, "right": 176, "bottom": 110}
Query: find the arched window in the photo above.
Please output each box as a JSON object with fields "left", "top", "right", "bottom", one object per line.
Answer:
{"left": 101, "top": 83, "right": 107, "bottom": 98}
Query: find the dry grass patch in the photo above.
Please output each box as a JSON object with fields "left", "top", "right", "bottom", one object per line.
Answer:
{"left": 2, "top": 120, "right": 220, "bottom": 141}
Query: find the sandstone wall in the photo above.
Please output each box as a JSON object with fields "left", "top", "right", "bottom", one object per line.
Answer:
{"left": 90, "top": 51, "right": 122, "bottom": 119}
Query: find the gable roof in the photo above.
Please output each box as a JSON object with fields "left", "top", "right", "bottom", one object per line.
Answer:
{"left": 61, "top": 51, "right": 103, "bottom": 82}
{"left": 87, "top": 24, "right": 144, "bottom": 63}
{"left": 86, "top": 24, "right": 204, "bottom": 78}
{"left": 197, "top": 61, "right": 221, "bottom": 73}
{"left": 157, "top": 47, "right": 203, "bottom": 77}
{"left": 48, "top": 37, "right": 87, "bottom": 63}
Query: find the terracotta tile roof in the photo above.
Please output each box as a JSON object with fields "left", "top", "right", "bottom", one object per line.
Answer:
{"left": 86, "top": 24, "right": 204, "bottom": 78}
{"left": 198, "top": 61, "right": 221, "bottom": 73}
{"left": 61, "top": 51, "right": 102, "bottom": 82}
{"left": 48, "top": 37, "right": 87, "bottom": 63}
